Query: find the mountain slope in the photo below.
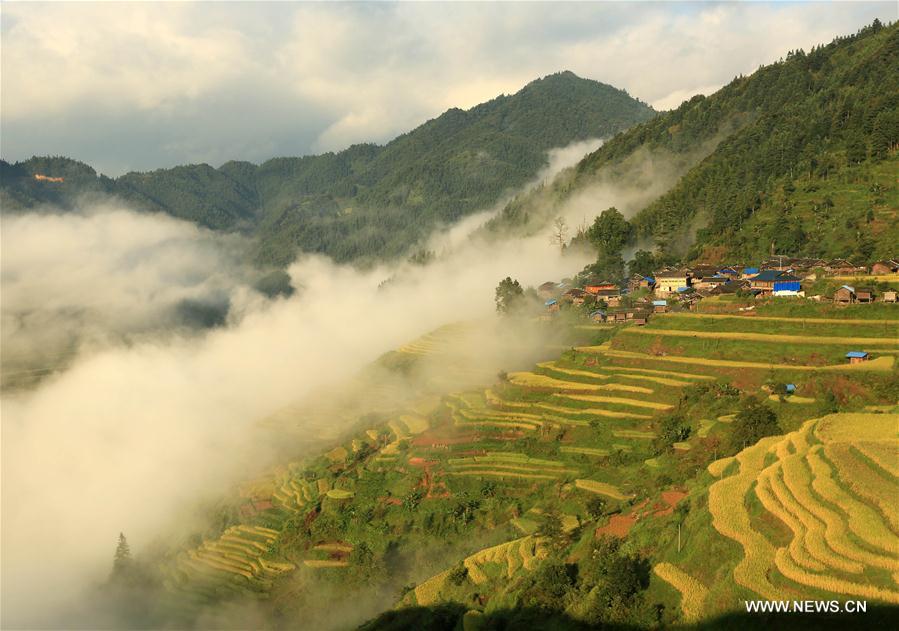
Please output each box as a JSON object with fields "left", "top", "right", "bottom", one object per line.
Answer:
{"left": 489, "top": 20, "right": 898, "bottom": 264}
{"left": 0, "top": 72, "right": 655, "bottom": 264}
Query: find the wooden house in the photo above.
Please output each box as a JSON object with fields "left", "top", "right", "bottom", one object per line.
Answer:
{"left": 632, "top": 310, "right": 650, "bottom": 326}
{"left": 833, "top": 285, "right": 856, "bottom": 304}
{"left": 883, "top": 290, "right": 898, "bottom": 303}
{"left": 826, "top": 259, "right": 866, "bottom": 275}
{"left": 854, "top": 287, "right": 875, "bottom": 303}
{"left": 627, "top": 274, "right": 654, "bottom": 293}
{"left": 749, "top": 270, "right": 801, "bottom": 293}
{"left": 563, "top": 288, "right": 589, "bottom": 306}
{"left": 538, "top": 281, "right": 559, "bottom": 299}
{"left": 584, "top": 280, "right": 618, "bottom": 295}
{"left": 652, "top": 300, "right": 668, "bottom": 313}
{"left": 871, "top": 260, "right": 899, "bottom": 275}
{"left": 846, "top": 351, "right": 869, "bottom": 365}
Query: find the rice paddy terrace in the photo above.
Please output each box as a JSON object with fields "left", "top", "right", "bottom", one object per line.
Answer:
{"left": 156, "top": 303, "right": 899, "bottom": 626}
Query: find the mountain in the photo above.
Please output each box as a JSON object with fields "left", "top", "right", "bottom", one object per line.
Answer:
{"left": 0, "top": 72, "right": 655, "bottom": 265}
{"left": 489, "top": 20, "right": 898, "bottom": 265}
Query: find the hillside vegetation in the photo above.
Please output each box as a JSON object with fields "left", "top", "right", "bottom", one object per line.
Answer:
{"left": 0, "top": 72, "right": 654, "bottom": 265}
{"left": 489, "top": 20, "right": 899, "bottom": 264}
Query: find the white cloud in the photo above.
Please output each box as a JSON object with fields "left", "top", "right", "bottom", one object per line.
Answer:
{"left": 0, "top": 2, "right": 893, "bottom": 170}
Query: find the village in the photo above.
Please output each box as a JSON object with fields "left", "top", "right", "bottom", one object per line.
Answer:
{"left": 538, "top": 257, "right": 899, "bottom": 366}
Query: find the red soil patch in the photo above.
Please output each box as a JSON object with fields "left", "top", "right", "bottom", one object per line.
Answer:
{"left": 411, "top": 432, "right": 481, "bottom": 447}
{"left": 654, "top": 490, "right": 687, "bottom": 517}
{"left": 239, "top": 499, "right": 274, "bottom": 518}
{"left": 595, "top": 513, "right": 637, "bottom": 538}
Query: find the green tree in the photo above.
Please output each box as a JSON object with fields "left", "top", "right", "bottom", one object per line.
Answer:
{"left": 587, "top": 207, "right": 634, "bottom": 256}
{"left": 628, "top": 250, "right": 656, "bottom": 277}
{"left": 729, "top": 397, "right": 781, "bottom": 452}
{"left": 112, "top": 532, "right": 132, "bottom": 578}
{"left": 586, "top": 497, "right": 607, "bottom": 520}
{"left": 495, "top": 277, "right": 524, "bottom": 314}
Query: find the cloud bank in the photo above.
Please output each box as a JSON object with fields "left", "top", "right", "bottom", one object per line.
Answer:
{"left": 1, "top": 1, "right": 894, "bottom": 174}
{"left": 0, "top": 188, "right": 595, "bottom": 627}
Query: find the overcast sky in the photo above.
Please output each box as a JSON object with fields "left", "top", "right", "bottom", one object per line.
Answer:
{"left": 1, "top": 1, "right": 895, "bottom": 176}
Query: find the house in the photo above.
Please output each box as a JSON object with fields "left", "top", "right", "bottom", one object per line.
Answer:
{"left": 871, "top": 260, "right": 899, "bottom": 275}
{"left": 741, "top": 267, "right": 760, "bottom": 279}
{"left": 612, "top": 310, "right": 628, "bottom": 322}
{"left": 749, "top": 270, "right": 801, "bottom": 293}
{"left": 538, "top": 281, "right": 559, "bottom": 299}
{"left": 855, "top": 287, "right": 875, "bottom": 303}
{"left": 544, "top": 299, "right": 560, "bottom": 313}
{"left": 883, "top": 290, "right": 898, "bottom": 303}
{"left": 846, "top": 351, "right": 869, "bottom": 364}
{"left": 718, "top": 267, "right": 740, "bottom": 277}
{"left": 652, "top": 299, "right": 668, "bottom": 313}
{"left": 632, "top": 310, "right": 650, "bottom": 326}
{"left": 693, "top": 275, "right": 730, "bottom": 290}
{"left": 589, "top": 310, "right": 606, "bottom": 322}
{"left": 833, "top": 285, "right": 856, "bottom": 304}
{"left": 654, "top": 270, "right": 690, "bottom": 296}
{"left": 826, "top": 259, "right": 866, "bottom": 275}
{"left": 584, "top": 280, "right": 618, "bottom": 295}
{"left": 689, "top": 265, "right": 720, "bottom": 280}
{"left": 563, "top": 288, "right": 589, "bottom": 306}
{"left": 627, "top": 274, "right": 654, "bottom": 293}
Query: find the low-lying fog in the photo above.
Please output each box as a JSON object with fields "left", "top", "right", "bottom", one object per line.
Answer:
{"left": 0, "top": 137, "right": 666, "bottom": 628}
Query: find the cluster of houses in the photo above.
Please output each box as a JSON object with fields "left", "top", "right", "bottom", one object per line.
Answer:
{"left": 538, "top": 256, "right": 898, "bottom": 324}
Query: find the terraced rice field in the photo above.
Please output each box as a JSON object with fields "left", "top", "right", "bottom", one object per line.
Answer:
{"left": 653, "top": 562, "right": 709, "bottom": 623}
{"left": 768, "top": 394, "right": 816, "bottom": 404}
{"left": 303, "top": 560, "right": 350, "bottom": 568}
{"left": 602, "top": 349, "right": 896, "bottom": 372}
{"left": 444, "top": 453, "right": 579, "bottom": 479}
{"left": 508, "top": 371, "right": 653, "bottom": 394}
{"left": 560, "top": 446, "right": 611, "bottom": 457}
{"left": 165, "top": 525, "right": 294, "bottom": 602}
{"left": 410, "top": 536, "right": 548, "bottom": 606}
{"left": 706, "top": 414, "right": 899, "bottom": 603}
{"left": 659, "top": 312, "right": 899, "bottom": 326}
{"left": 534, "top": 403, "right": 650, "bottom": 420}
{"left": 574, "top": 479, "right": 632, "bottom": 500}
{"left": 557, "top": 394, "right": 673, "bottom": 411}
{"left": 326, "top": 489, "right": 355, "bottom": 499}
{"left": 620, "top": 327, "right": 899, "bottom": 347}
{"left": 612, "top": 430, "right": 655, "bottom": 440}
{"left": 397, "top": 322, "right": 478, "bottom": 356}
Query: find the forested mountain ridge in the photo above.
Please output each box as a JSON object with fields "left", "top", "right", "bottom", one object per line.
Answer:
{"left": 489, "top": 20, "right": 899, "bottom": 265}
{"left": 0, "top": 72, "right": 655, "bottom": 265}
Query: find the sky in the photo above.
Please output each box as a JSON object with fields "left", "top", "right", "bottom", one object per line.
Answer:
{"left": 1, "top": 1, "right": 895, "bottom": 176}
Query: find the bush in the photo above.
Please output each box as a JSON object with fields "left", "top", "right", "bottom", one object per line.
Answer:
{"left": 728, "top": 396, "right": 781, "bottom": 452}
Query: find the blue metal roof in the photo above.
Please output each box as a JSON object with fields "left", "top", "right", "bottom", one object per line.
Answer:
{"left": 773, "top": 281, "right": 801, "bottom": 292}
{"left": 786, "top": 384, "right": 796, "bottom": 393}
{"left": 645, "top": 277, "right": 655, "bottom": 283}
{"left": 846, "top": 351, "right": 868, "bottom": 358}
{"left": 676, "top": 286, "right": 690, "bottom": 293}
{"left": 545, "top": 299, "right": 557, "bottom": 306}
{"left": 589, "top": 310, "right": 606, "bottom": 317}
{"left": 652, "top": 300, "right": 668, "bottom": 306}
{"left": 743, "top": 267, "right": 759, "bottom": 274}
